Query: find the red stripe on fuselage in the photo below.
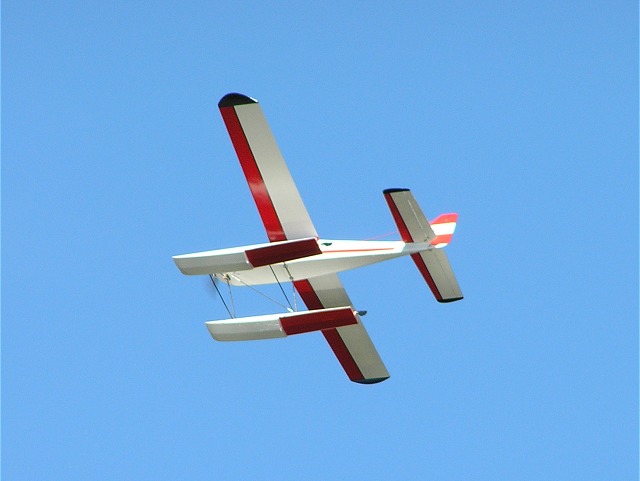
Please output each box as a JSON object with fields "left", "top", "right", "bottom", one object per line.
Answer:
{"left": 293, "top": 279, "right": 364, "bottom": 382}
{"left": 321, "top": 247, "right": 396, "bottom": 254}
{"left": 219, "top": 105, "right": 286, "bottom": 242}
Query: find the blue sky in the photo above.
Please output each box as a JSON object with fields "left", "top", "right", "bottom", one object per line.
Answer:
{"left": 3, "top": 1, "right": 637, "bottom": 479}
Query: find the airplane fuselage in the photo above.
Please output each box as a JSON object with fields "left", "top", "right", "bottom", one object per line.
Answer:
{"left": 174, "top": 238, "right": 435, "bottom": 286}
{"left": 229, "top": 239, "right": 435, "bottom": 286}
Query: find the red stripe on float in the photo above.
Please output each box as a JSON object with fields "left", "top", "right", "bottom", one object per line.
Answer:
{"left": 219, "top": 105, "right": 286, "bottom": 242}
{"left": 246, "top": 238, "right": 321, "bottom": 267}
{"left": 280, "top": 308, "right": 357, "bottom": 335}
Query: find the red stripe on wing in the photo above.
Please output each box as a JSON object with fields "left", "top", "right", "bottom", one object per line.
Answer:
{"left": 219, "top": 105, "right": 286, "bottom": 242}
{"left": 410, "top": 252, "right": 443, "bottom": 301}
{"left": 383, "top": 191, "right": 414, "bottom": 242}
{"left": 292, "top": 279, "right": 324, "bottom": 309}
{"left": 293, "top": 279, "right": 365, "bottom": 382}
{"left": 321, "top": 329, "right": 365, "bottom": 382}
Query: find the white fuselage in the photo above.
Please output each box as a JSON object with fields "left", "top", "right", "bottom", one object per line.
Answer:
{"left": 221, "top": 239, "right": 434, "bottom": 286}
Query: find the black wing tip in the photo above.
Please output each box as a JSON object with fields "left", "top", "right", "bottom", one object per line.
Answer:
{"left": 354, "top": 376, "right": 390, "bottom": 385}
{"left": 383, "top": 188, "right": 410, "bottom": 195}
{"left": 218, "top": 93, "right": 257, "bottom": 108}
{"left": 437, "top": 296, "right": 464, "bottom": 303}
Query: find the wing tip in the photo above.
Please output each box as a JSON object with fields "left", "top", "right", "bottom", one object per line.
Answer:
{"left": 383, "top": 188, "right": 410, "bottom": 195}
{"left": 218, "top": 93, "right": 257, "bottom": 108}
{"left": 354, "top": 376, "right": 390, "bottom": 385}
{"left": 437, "top": 296, "right": 464, "bottom": 303}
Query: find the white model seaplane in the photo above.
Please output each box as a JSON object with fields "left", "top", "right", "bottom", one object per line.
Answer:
{"left": 174, "top": 93, "right": 463, "bottom": 384}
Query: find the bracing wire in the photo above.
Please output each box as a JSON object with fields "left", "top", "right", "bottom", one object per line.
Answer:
{"left": 269, "top": 265, "right": 294, "bottom": 312}
{"left": 209, "top": 274, "right": 233, "bottom": 318}
{"left": 282, "top": 263, "right": 298, "bottom": 311}
{"left": 228, "top": 274, "right": 292, "bottom": 311}
{"left": 225, "top": 276, "right": 236, "bottom": 318}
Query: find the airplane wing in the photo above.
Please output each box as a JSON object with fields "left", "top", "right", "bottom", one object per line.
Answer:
{"left": 218, "top": 93, "right": 317, "bottom": 242}
{"left": 294, "top": 274, "right": 390, "bottom": 384}
{"left": 218, "top": 93, "right": 389, "bottom": 383}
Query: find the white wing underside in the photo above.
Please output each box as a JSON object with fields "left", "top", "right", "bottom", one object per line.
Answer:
{"left": 218, "top": 93, "right": 389, "bottom": 383}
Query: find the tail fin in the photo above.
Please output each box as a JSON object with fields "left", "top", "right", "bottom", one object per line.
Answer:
{"left": 383, "top": 189, "right": 463, "bottom": 303}
{"left": 430, "top": 213, "right": 458, "bottom": 248}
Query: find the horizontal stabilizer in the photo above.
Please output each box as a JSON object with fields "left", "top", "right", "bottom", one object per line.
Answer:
{"left": 411, "top": 251, "right": 463, "bottom": 302}
{"left": 206, "top": 306, "right": 357, "bottom": 341}
{"left": 383, "top": 188, "right": 435, "bottom": 243}
{"left": 384, "top": 188, "right": 463, "bottom": 303}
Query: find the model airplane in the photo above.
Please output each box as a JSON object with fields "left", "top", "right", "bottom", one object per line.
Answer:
{"left": 174, "top": 93, "right": 463, "bottom": 384}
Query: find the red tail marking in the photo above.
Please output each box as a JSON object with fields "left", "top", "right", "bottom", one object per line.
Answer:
{"left": 245, "top": 238, "right": 321, "bottom": 267}
{"left": 430, "top": 213, "right": 458, "bottom": 225}
{"left": 430, "top": 234, "right": 453, "bottom": 246}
